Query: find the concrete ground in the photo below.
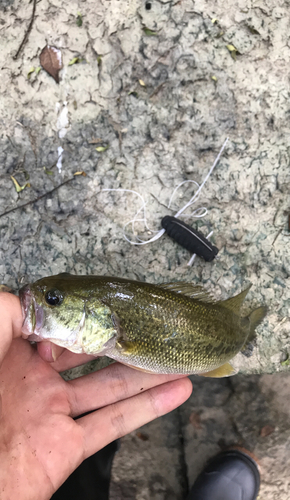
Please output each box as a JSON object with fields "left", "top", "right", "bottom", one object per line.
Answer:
{"left": 110, "top": 372, "right": 290, "bottom": 500}
{"left": 1, "top": 0, "right": 290, "bottom": 498}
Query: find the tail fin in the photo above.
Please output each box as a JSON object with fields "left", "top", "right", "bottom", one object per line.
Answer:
{"left": 247, "top": 306, "right": 267, "bottom": 342}
{"left": 241, "top": 306, "right": 267, "bottom": 356}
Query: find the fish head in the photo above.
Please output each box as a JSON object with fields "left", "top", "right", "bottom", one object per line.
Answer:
{"left": 19, "top": 274, "right": 116, "bottom": 354}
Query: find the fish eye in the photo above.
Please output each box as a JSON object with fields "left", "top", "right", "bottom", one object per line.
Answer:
{"left": 45, "top": 289, "right": 64, "bottom": 306}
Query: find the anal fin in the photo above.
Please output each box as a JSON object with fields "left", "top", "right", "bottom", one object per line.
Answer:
{"left": 199, "top": 362, "right": 237, "bottom": 378}
{"left": 118, "top": 361, "right": 155, "bottom": 374}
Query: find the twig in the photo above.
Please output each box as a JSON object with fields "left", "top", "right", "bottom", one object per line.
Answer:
{"left": 0, "top": 177, "right": 77, "bottom": 218}
{"left": 272, "top": 227, "right": 283, "bottom": 246}
{"left": 13, "top": 0, "right": 37, "bottom": 60}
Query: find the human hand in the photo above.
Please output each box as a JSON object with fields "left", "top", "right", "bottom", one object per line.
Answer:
{"left": 0, "top": 292, "right": 192, "bottom": 500}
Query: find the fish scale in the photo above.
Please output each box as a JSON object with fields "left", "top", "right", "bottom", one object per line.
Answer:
{"left": 19, "top": 273, "right": 267, "bottom": 377}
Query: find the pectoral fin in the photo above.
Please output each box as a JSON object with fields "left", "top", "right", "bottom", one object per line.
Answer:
{"left": 116, "top": 340, "right": 136, "bottom": 356}
{"left": 199, "top": 362, "right": 237, "bottom": 378}
{"left": 114, "top": 341, "right": 155, "bottom": 373}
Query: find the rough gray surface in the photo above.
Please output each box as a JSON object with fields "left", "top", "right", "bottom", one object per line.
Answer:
{"left": 1, "top": 0, "right": 290, "bottom": 498}
{"left": 110, "top": 372, "right": 290, "bottom": 500}
{"left": 0, "top": 0, "right": 289, "bottom": 375}
{"left": 110, "top": 410, "right": 187, "bottom": 500}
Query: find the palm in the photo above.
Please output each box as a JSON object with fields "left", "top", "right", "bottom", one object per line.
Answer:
{"left": 1, "top": 339, "right": 84, "bottom": 498}
{"left": 0, "top": 337, "right": 191, "bottom": 500}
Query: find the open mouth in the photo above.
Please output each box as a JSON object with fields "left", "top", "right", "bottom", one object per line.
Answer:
{"left": 19, "top": 285, "right": 44, "bottom": 338}
{"left": 19, "top": 285, "right": 31, "bottom": 320}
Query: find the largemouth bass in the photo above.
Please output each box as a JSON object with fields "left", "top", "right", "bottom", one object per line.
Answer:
{"left": 19, "top": 273, "right": 267, "bottom": 377}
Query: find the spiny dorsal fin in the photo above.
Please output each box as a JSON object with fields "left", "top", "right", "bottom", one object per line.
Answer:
{"left": 159, "top": 282, "right": 215, "bottom": 303}
{"left": 220, "top": 284, "right": 252, "bottom": 313}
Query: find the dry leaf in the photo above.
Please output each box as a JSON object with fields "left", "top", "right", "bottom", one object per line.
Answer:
{"left": 11, "top": 176, "right": 30, "bottom": 193}
{"left": 260, "top": 425, "right": 275, "bottom": 437}
{"left": 40, "top": 45, "right": 63, "bottom": 83}
{"left": 136, "top": 432, "right": 149, "bottom": 441}
{"left": 88, "top": 138, "right": 103, "bottom": 144}
{"left": 139, "top": 79, "right": 146, "bottom": 87}
{"left": 226, "top": 44, "right": 240, "bottom": 61}
{"left": 0, "top": 285, "right": 12, "bottom": 293}
{"left": 189, "top": 412, "right": 202, "bottom": 429}
{"left": 74, "top": 171, "right": 87, "bottom": 176}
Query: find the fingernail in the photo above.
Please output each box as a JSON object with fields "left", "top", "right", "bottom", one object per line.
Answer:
{"left": 51, "top": 344, "right": 58, "bottom": 362}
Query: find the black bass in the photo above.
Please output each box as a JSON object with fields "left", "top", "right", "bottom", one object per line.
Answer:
{"left": 19, "top": 273, "right": 266, "bottom": 377}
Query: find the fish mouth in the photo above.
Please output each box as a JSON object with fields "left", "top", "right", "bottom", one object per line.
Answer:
{"left": 19, "top": 285, "right": 44, "bottom": 340}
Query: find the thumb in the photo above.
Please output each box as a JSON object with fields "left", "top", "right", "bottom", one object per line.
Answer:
{"left": 37, "top": 341, "right": 65, "bottom": 363}
{"left": 0, "top": 293, "right": 23, "bottom": 365}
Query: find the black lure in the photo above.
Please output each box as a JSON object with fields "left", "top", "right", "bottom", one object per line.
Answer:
{"left": 161, "top": 215, "right": 219, "bottom": 262}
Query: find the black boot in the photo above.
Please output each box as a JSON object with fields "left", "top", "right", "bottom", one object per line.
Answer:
{"left": 51, "top": 440, "right": 119, "bottom": 500}
{"left": 187, "top": 449, "right": 260, "bottom": 500}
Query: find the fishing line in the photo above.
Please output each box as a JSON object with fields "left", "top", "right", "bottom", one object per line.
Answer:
{"left": 102, "top": 138, "right": 228, "bottom": 265}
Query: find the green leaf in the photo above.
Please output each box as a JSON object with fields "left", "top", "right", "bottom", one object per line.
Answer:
{"left": 69, "top": 57, "right": 80, "bottom": 66}
{"left": 281, "top": 357, "right": 290, "bottom": 366}
{"left": 74, "top": 171, "right": 87, "bottom": 176}
{"left": 27, "top": 67, "right": 35, "bottom": 79}
{"left": 35, "top": 66, "right": 41, "bottom": 75}
{"left": 143, "top": 27, "right": 157, "bottom": 36}
{"left": 43, "top": 166, "right": 54, "bottom": 175}
{"left": 96, "top": 145, "right": 109, "bottom": 152}
{"left": 23, "top": 169, "right": 30, "bottom": 180}
{"left": 76, "top": 12, "right": 82, "bottom": 27}
{"left": 97, "top": 55, "right": 103, "bottom": 66}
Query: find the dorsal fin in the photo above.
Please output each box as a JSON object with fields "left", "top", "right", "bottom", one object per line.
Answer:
{"left": 220, "top": 284, "right": 252, "bottom": 313}
{"left": 159, "top": 282, "right": 215, "bottom": 303}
